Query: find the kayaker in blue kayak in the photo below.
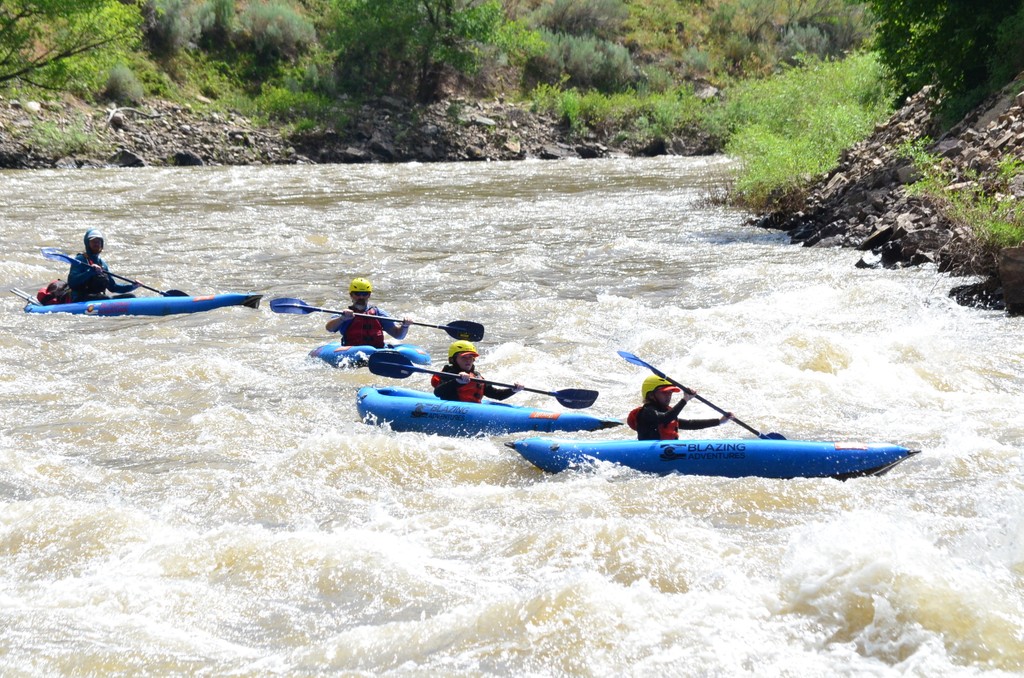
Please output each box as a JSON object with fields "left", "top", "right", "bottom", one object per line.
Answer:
{"left": 628, "top": 376, "right": 733, "bottom": 440}
{"left": 67, "top": 229, "right": 141, "bottom": 302}
{"left": 325, "top": 277, "right": 411, "bottom": 347}
{"left": 431, "top": 340, "right": 524, "bottom": 403}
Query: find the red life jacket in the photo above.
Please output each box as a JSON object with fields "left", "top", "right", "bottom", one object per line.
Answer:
{"left": 343, "top": 307, "right": 385, "bottom": 347}
{"left": 627, "top": 406, "right": 678, "bottom": 440}
{"left": 430, "top": 372, "right": 486, "bottom": 402}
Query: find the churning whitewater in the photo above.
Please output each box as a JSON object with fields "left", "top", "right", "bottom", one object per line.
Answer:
{"left": 1, "top": 157, "right": 1022, "bottom": 675}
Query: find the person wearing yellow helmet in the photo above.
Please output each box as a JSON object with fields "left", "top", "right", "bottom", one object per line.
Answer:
{"left": 627, "top": 375, "right": 733, "bottom": 440}
{"left": 430, "top": 340, "right": 524, "bottom": 403}
{"left": 325, "top": 277, "right": 411, "bottom": 347}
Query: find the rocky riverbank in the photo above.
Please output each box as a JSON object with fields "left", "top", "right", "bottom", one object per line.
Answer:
{"left": 755, "top": 86, "right": 1024, "bottom": 313}
{"left": 3, "top": 89, "right": 1020, "bottom": 313}
{"left": 0, "top": 93, "right": 713, "bottom": 171}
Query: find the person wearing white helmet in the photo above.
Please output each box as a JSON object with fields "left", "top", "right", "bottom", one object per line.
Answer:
{"left": 67, "top": 228, "right": 141, "bottom": 302}
{"left": 431, "top": 340, "right": 524, "bottom": 403}
{"left": 627, "top": 375, "right": 733, "bottom": 440}
{"left": 325, "top": 277, "right": 411, "bottom": 347}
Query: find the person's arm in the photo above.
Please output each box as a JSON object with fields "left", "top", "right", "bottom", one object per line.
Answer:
{"left": 376, "top": 308, "right": 411, "bottom": 340}
{"left": 677, "top": 412, "right": 734, "bottom": 430}
{"left": 677, "top": 417, "right": 725, "bottom": 430}
{"left": 106, "top": 274, "right": 139, "bottom": 294}
{"left": 432, "top": 368, "right": 463, "bottom": 400}
{"left": 326, "top": 314, "right": 351, "bottom": 334}
{"left": 67, "top": 255, "right": 99, "bottom": 290}
{"left": 483, "top": 382, "right": 520, "bottom": 401}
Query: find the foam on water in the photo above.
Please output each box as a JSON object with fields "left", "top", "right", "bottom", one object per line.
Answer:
{"left": 1, "top": 157, "right": 1022, "bottom": 675}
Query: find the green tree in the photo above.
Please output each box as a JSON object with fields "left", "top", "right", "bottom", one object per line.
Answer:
{"left": 0, "top": 0, "right": 143, "bottom": 87}
{"left": 859, "top": 0, "right": 1024, "bottom": 115}
{"left": 326, "top": 0, "right": 504, "bottom": 102}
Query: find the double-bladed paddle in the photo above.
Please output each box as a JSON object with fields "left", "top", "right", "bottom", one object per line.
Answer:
{"left": 617, "top": 350, "right": 786, "bottom": 440}
{"left": 368, "top": 350, "right": 599, "bottom": 409}
{"left": 269, "top": 297, "right": 485, "bottom": 342}
{"left": 41, "top": 247, "right": 188, "bottom": 297}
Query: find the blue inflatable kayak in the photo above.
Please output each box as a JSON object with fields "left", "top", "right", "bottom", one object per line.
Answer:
{"left": 310, "top": 342, "right": 431, "bottom": 368}
{"left": 357, "top": 386, "right": 623, "bottom": 436}
{"left": 22, "top": 293, "right": 262, "bottom": 316}
{"left": 506, "top": 437, "right": 919, "bottom": 479}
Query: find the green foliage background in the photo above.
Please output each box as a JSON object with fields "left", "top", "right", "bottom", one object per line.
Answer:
{"left": 3, "top": 0, "right": 1024, "bottom": 245}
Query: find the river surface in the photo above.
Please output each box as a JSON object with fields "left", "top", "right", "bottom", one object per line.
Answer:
{"left": 1, "top": 157, "right": 1022, "bottom": 676}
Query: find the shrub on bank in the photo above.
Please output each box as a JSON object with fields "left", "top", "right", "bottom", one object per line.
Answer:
{"left": 717, "top": 53, "right": 892, "bottom": 211}
{"left": 104, "top": 64, "right": 146, "bottom": 104}
{"left": 529, "top": 84, "right": 707, "bottom": 141}
{"left": 20, "top": 118, "right": 105, "bottom": 158}
{"left": 901, "top": 140, "right": 1024, "bottom": 255}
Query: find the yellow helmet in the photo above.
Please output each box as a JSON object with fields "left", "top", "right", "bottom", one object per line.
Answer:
{"left": 642, "top": 375, "right": 680, "bottom": 400}
{"left": 349, "top": 277, "right": 373, "bottom": 293}
{"left": 448, "top": 340, "right": 479, "bottom": 360}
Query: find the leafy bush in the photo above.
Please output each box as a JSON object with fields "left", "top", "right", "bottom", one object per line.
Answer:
{"left": 718, "top": 53, "right": 893, "bottom": 210}
{"left": 989, "top": 4, "right": 1024, "bottom": 93}
{"left": 196, "top": 0, "right": 236, "bottom": 47}
{"left": 325, "top": 0, "right": 506, "bottom": 101}
{"left": 236, "top": 1, "right": 315, "bottom": 63}
{"left": 251, "top": 83, "right": 331, "bottom": 122}
{"left": 531, "top": 84, "right": 707, "bottom": 141}
{"left": 144, "top": 0, "right": 200, "bottom": 56}
{"left": 862, "top": 0, "right": 1024, "bottom": 121}
{"left": 900, "top": 141, "right": 1024, "bottom": 253}
{"left": 529, "top": 0, "right": 629, "bottom": 40}
{"left": 103, "top": 64, "right": 145, "bottom": 104}
{"left": 526, "top": 29, "right": 636, "bottom": 93}
{"left": 493, "top": 19, "right": 547, "bottom": 69}
{"left": 0, "top": 0, "right": 143, "bottom": 90}
{"left": 22, "top": 119, "right": 104, "bottom": 157}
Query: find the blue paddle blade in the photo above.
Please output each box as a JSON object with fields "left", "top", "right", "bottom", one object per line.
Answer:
{"left": 41, "top": 247, "right": 75, "bottom": 265}
{"left": 269, "top": 297, "right": 316, "bottom": 314}
{"left": 617, "top": 350, "right": 668, "bottom": 378}
{"left": 367, "top": 350, "right": 419, "bottom": 379}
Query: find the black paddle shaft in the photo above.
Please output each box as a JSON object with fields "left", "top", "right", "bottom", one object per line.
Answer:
{"left": 367, "top": 351, "right": 599, "bottom": 409}
{"left": 616, "top": 350, "right": 785, "bottom": 440}
{"left": 269, "top": 297, "right": 484, "bottom": 341}
{"left": 40, "top": 248, "right": 187, "bottom": 297}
